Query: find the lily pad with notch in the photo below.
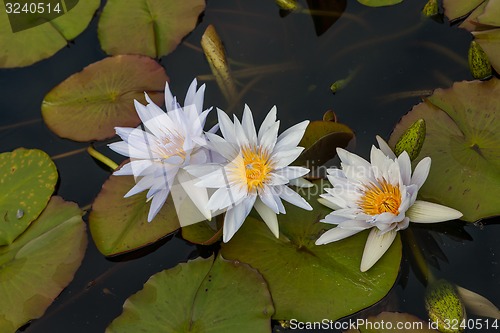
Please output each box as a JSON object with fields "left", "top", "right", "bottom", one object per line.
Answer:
{"left": 221, "top": 180, "right": 402, "bottom": 322}
{"left": 389, "top": 79, "right": 500, "bottom": 222}
{"left": 106, "top": 255, "right": 274, "bottom": 333}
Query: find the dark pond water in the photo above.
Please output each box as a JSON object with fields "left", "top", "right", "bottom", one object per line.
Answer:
{"left": 1, "top": 0, "right": 499, "bottom": 332}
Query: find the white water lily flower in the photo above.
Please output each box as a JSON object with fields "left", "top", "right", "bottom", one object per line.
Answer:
{"left": 315, "top": 136, "right": 463, "bottom": 272}
{"left": 109, "top": 79, "right": 215, "bottom": 223}
{"left": 191, "top": 105, "right": 313, "bottom": 242}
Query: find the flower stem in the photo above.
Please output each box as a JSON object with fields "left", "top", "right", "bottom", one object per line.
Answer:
{"left": 404, "top": 228, "right": 436, "bottom": 285}
{"left": 87, "top": 145, "right": 118, "bottom": 171}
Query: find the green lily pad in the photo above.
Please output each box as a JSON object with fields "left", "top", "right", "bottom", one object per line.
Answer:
{"left": 221, "top": 181, "right": 402, "bottom": 321}
{"left": 0, "top": 0, "right": 99, "bottom": 68}
{"left": 442, "top": 0, "right": 500, "bottom": 73}
{"left": 89, "top": 174, "right": 180, "bottom": 256}
{"left": 0, "top": 196, "right": 87, "bottom": 332}
{"left": 181, "top": 220, "right": 221, "bottom": 245}
{"left": 295, "top": 118, "right": 354, "bottom": 172}
{"left": 107, "top": 255, "right": 274, "bottom": 333}
{"left": 389, "top": 79, "right": 500, "bottom": 222}
{"left": 98, "top": 0, "right": 206, "bottom": 58}
{"left": 42, "top": 55, "right": 168, "bottom": 142}
{"left": 357, "top": 0, "right": 403, "bottom": 8}
{"left": 0, "top": 148, "right": 58, "bottom": 245}
{"left": 442, "top": 0, "right": 484, "bottom": 21}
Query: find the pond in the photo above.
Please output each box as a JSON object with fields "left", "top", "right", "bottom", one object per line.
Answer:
{"left": 1, "top": 0, "right": 499, "bottom": 332}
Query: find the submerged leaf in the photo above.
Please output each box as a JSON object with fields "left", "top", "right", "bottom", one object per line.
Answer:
{"left": 42, "top": 55, "right": 168, "bottom": 142}
{"left": 0, "top": 0, "right": 99, "bottom": 68}
{"left": 221, "top": 181, "right": 401, "bottom": 321}
{"left": 201, "top": 25, "right": 238, "bottom": 104}
{"left": 0, "top": 148, "right": 57, "bottom": 245}
{"left": 389, "top": 79, "right": 500, "bottom": 222}
{"left": 89, "top": 174, "right": 180, "bottom": 256}
{"left": 0, "top": 197, "right": 87, "bottom": 332}
{"left": 107, "top": 256, "right": 274, "bottom": 333}
{"left": 456, "top": 286, "right": 500, "bottom": 320}
{"left": 98, "top": 0, "right": 206, "bottom": 58}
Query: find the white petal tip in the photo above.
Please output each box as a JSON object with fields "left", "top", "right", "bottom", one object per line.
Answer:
{"left": 360, "top": 229, "right": 397, "bottom": 272}
{"left": 407, "top": 200, "right": 463, "bottom": 223}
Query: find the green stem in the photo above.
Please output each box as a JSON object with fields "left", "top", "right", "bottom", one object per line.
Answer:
{"left": 405, "top": 228, "right": 436, "bottom": 285}
{"left": 87, "top": 145, "right": 118, "bottom": 171}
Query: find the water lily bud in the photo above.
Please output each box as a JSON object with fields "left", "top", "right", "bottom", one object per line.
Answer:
{"left": 394, "top": 119, "right": 426, "bottom": 161}
{"left": 425, "top": 280, "right": 466, "bottom": 333}
{"left": 422, "top": 0, "right": 438, "bottom": 17}
{"left": 468, "top": 40, "right": 492, "bottom": 80}
{"left": 275, "top": 0, "right": 298, "bottom": 11}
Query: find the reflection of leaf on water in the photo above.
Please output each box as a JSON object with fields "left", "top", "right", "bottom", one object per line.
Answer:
{"left": 305, "top": 0, "right": 347, "bottom": 36}
{"left": 221, "top": 180, "right": 401, "bottom": 322}
{"left": 107, "top": 255, "right": 274, "bottom": 333}
{"left": 389, "top": 79, "right": 500, "bottom": 222}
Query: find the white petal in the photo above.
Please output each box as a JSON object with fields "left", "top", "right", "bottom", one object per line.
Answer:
{"left": 360, "top": 228, "right": 397, "bottom": 272}
{"left": 254, "top": 197, "right": 279, "bottom": 238}
{"left": 318, "top": 197, "right": 342, "bottom": 211}
{"left": 397, "top": 151, "right": 411, "bottom": 186}
{"left": 184, "top": 78, "right": 198, "bottom": 108}
{"left": 406, "top": 200, "right": 462, "bottom": 223}
{"left": 275, "top": 166, "right": 309, "bottom": 180}
{"left": 339, "top": 220, "right": 371, "bottom": 230}
{"left": 177, "top": 168, "right": 211, "bottom": 221}
{"left": 205, "top": 132, "right": 237, "bottom": 161}
{"left": 257, "top": 106, "right": 277, "bottom": 143}
{"left": 222, "top": 196, "right": 256, "bottom": 242}
{"left": 217, "top": 108, "right": 237, "bottom": 144}
{"left": 274, "top": 120, "right": 309, "bottom": 152}
{"left": 315, "top": 227, "right": 361, "bottom": 245}
{"left": 278, "top": 186, "right": 313, "bottom": 211}
{"left": 272, "top": 147, "right": 304, "bottom": 169}
{"left": 288, "top": 177, "right": 313, "bottom": 188}
{"left": 242, "top": 104, "right": 257, "bottom": 145}
{"left": 375, "top": 135, "right": 396, "bottom": 159}
{"left": 411, "top": 157, "right": 431, "bottom": 189}
{"left": 164, "top": 81, "right": 175, "bottom": 111}
{"left": 259, "top": 121, "right": 279, "bottom": 152}
{"left": 147, "top": 189, "right": 169, "bottom": 222}
{"left": 267, "top": 173, "right": 290, "bottom": 186}
{"left": 319, "top": 194, "right": 348, "bottom": 209}
{"left": 337, "top": 147, "right": 371, "bottom": 169}
{"left": 259, "top": 186, "right": 280, "bottom": 213}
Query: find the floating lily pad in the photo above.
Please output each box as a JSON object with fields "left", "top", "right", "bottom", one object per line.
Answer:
{"left": 42, "top": 55, "right": 168, "bottom": 142}
{"left": 0, "top": 148, "right": 57, "bottom": 245}
{"left": 346, "top": 312, "right": 439, "bottom": 332}
{"left": 0, "top": 0, "right": 99, "bottom": 68}
{"left": 295, "top": 118, "right": 354, "bottom": 172}
{"left": 389, "top": 79, "right": 500, "bottom": 222}
{"left": 89, "top": 174, "right": 180, "bottom": 256}
{"left": 98, "top": 0, "right": 206, "bottom": 58}
{"left": 221, "top": 181, "right": 402, "bottom": 321}
{"left": 181, "top": 220, "right": 221, "bottom": 245}
{"left": 107, "top": 255, "right": 274, "bottom": 333}
{"left": 357, "top": 0, "right": 402, "bottom": 8}
{"left": 0, "top": 196, "right": 87, "bottom": 332}
{"left": 442, "top": 0, "right": 500, "bottom": 73}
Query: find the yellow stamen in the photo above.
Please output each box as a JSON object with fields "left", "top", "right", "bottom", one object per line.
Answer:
{"left": 359, "top": 180, "right": 401, "bottom": 215}
{"left": 241, "top": 146, "right": 272, "bottom": 191}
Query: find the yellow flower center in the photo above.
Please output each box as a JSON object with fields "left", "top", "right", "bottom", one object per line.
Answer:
{"left": 242, "top": 146, "right": 272, "bottom": 191}
{"left": 359, "top": 180, "right": 401, "bottom": 215}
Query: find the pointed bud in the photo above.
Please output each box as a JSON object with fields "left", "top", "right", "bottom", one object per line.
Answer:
{"left": 275, "top": 0, "right": 298, "bottom": 11}
{"left": 468, "top": 40, "right": 492, "bottom": 80}
{"left": 425, "top": 279, "right": 466, "bottom": 333}
{"left": 394, "top": 119, "right": 426, "bottom": 161}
